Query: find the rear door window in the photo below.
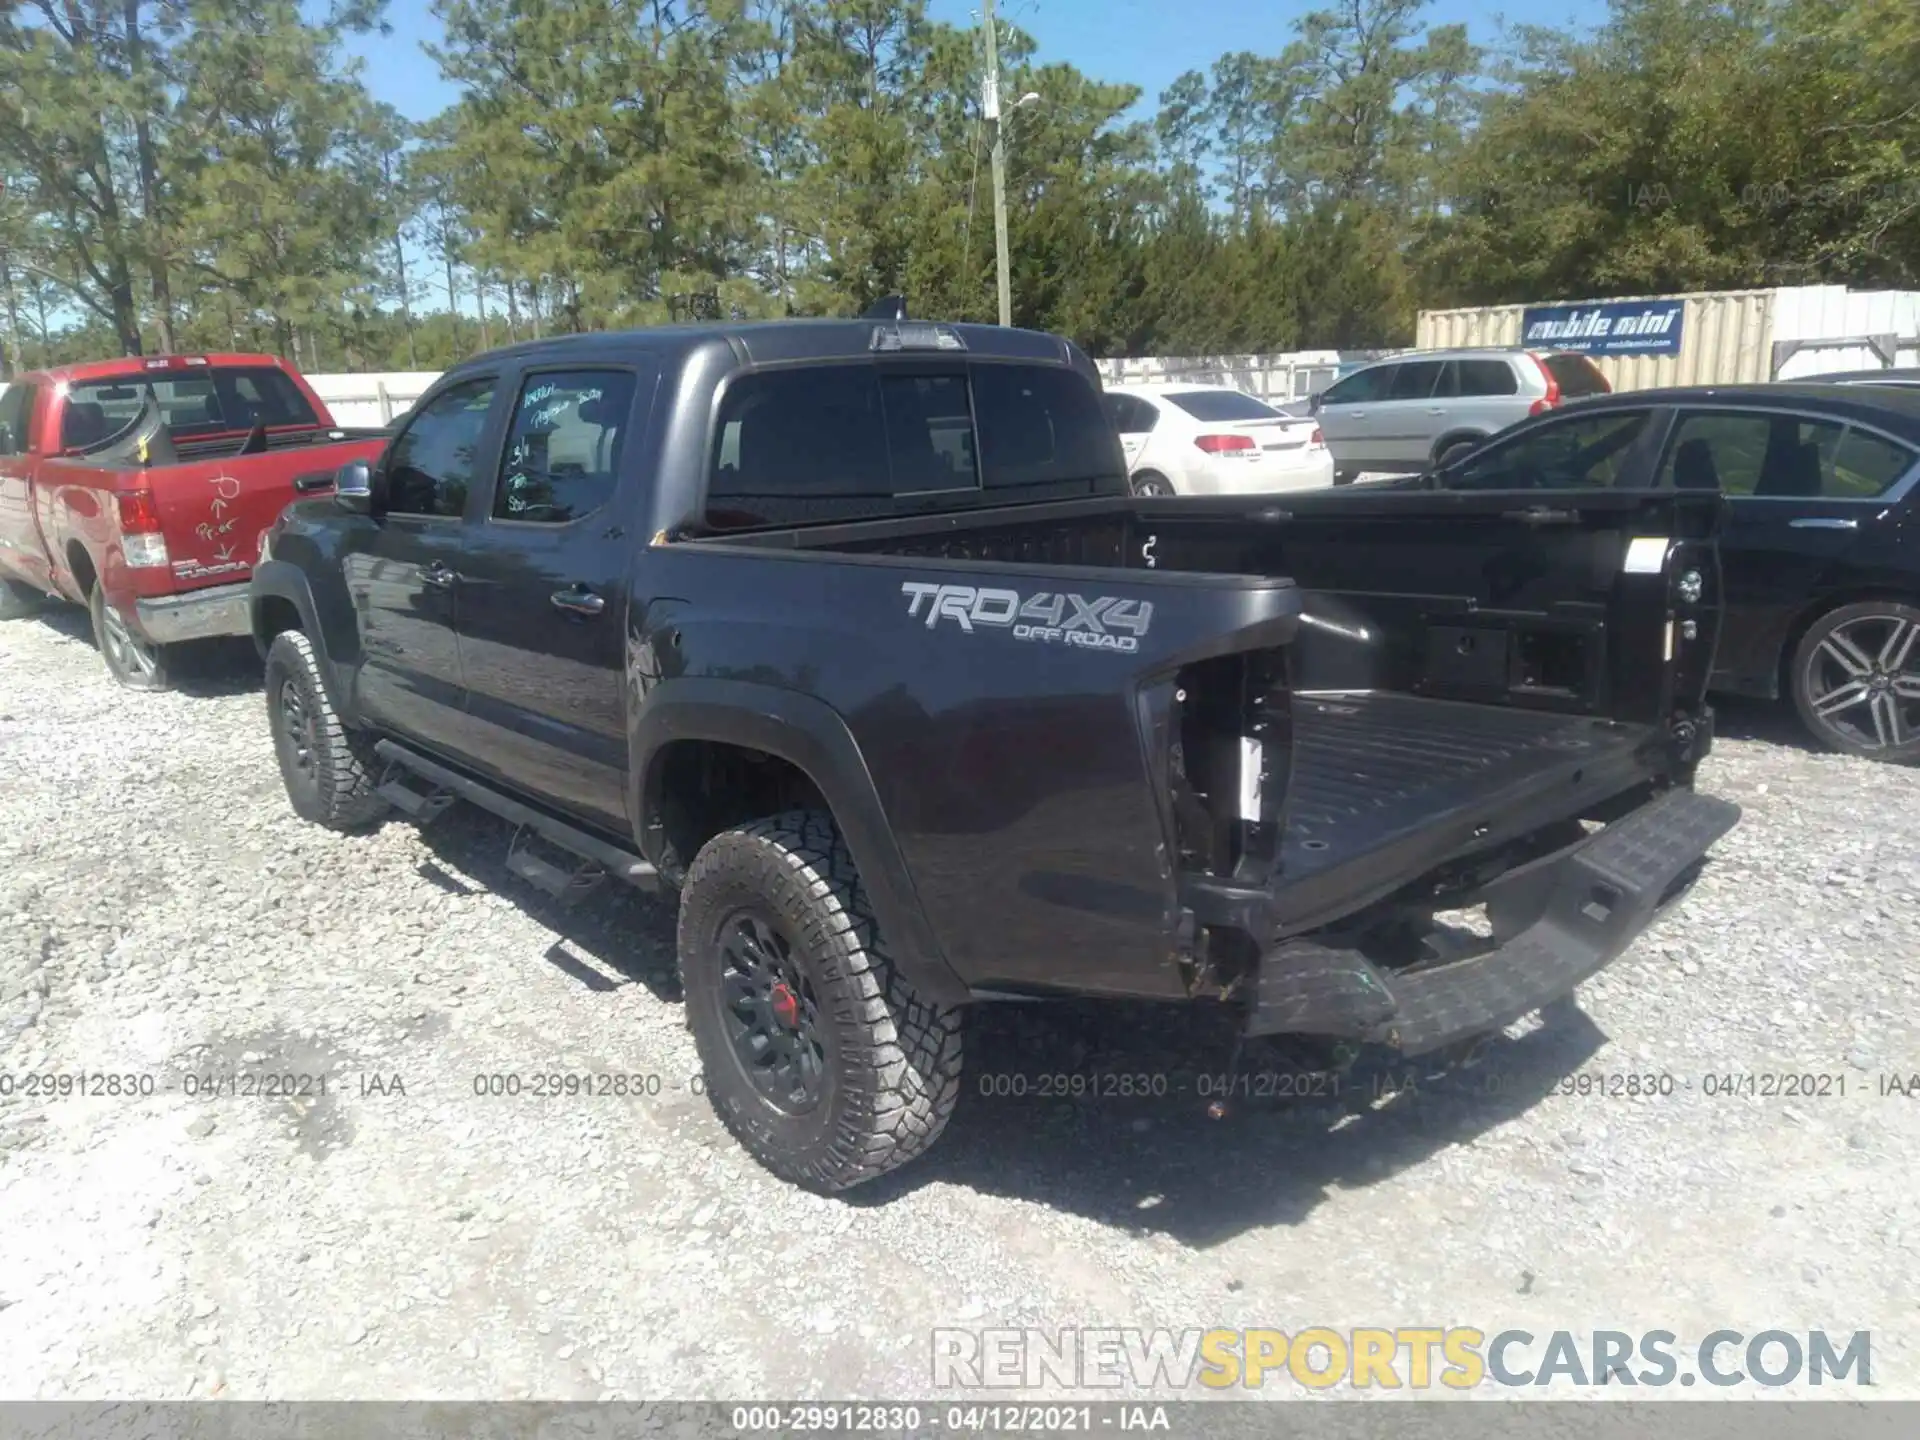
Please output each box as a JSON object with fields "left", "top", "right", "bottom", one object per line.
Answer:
{"left": 492, "top": 369, "right": 639, "bottom": 523}
{"left": 1656, "top": 411, "right": 1917, "bottom": 498}
{"left": 706, "top": 361, "right": 1122, "bottom": 529}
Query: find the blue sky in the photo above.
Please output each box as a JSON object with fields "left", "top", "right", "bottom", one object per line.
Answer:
{"left": 344, "top": 0, "right": 1614, "bottom": 125}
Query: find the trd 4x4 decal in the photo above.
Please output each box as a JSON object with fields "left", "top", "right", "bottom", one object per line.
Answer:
{"left": 900, "top": 581, "right": 1153, "bottom": 654}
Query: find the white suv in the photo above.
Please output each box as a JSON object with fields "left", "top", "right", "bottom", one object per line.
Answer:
{"left": 1312, "top": 349, "right": 1611, "bottom": 482}
{"left": 1101, "top": 383, "right": 1334, "bottom": 496}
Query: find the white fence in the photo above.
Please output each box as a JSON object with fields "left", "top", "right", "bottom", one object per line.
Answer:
{"left": 1094, "top": 350, "right": 1393, "bottom": 407}
{"left": 306, "top": 371, "right": 440, "bottom": 427}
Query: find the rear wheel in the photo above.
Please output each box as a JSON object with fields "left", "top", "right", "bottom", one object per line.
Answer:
{"left": 1130, "top": 471, "right": 1174, "bottom": 497}
{"left": 678, "top": 810, "right": 964, "bottom": 1192}
{"left": 1435, "top": 438, "right": 1482, "bottom": 469}
{"left": 1789, "top": 600, "right": 1920, "bottom": 762}
{"left": 0, "top": 577, "right": 41, "bottom": 620}
{"left": 264, "top": 629, "right": 390, "bottom": 828}
{"left": 89, "top": 582, "right": 173, "bottom": 691}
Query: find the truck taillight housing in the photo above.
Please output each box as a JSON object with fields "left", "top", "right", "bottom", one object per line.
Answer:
{"left": 116, "top": 489, "right": 170, "bottom": 569}
{"left": 1195, "top": 433, "right": 1257, "bottom": 456}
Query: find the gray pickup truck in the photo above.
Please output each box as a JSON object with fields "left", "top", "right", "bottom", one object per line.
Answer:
{"left": 249, "top": 317, "right": 1739, "bottom": 1192}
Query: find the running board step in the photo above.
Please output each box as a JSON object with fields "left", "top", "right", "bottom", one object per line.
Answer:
{"left": 506, "top": 829, "right": 606, "bottom": 905}
{"left": 373, "top": 739, "right": 661, "bottom": 894}
{"left": 376, "top": 768, "right": 454, "bottom": 822}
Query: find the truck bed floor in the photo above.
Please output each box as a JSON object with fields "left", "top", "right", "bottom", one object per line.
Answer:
{"left": 1281, "top": 692, "right": 1650, "bottom": 884}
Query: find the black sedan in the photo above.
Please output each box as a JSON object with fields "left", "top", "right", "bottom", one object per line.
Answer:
{"left": 1385, "top": 384, "right": 1920, "bottom": 762}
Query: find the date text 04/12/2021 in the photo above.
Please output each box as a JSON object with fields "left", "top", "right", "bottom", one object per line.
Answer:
{"left": 0, "top": 1071, "right": 407, "bottom": 1100}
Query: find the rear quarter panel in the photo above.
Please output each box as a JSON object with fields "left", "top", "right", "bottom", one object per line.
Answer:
{"left": 633, "top": 541, "right": 1299, "bottom": 999}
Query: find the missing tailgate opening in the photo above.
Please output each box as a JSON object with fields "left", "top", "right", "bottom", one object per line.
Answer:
{"left": 1168, "top": 649, "right": 1290, "bottom": 882}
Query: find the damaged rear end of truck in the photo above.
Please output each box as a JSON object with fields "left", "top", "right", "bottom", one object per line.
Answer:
{"left": 706, "top": 478, "right": 1739, "bottom": 1059}
{"left": 1140, "top": 487, "right": 1739, "bottom": 1056}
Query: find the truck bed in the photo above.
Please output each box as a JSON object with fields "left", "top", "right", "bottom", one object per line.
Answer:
{"left": 1284, "top": 693, "right": 1642, "bottom": 877}
{"left": 1271, "top": 693, "right": 1658, "bottom": 930}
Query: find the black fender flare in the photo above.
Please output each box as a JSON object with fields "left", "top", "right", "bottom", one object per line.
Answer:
{"left": 249, "top": 560, "right": 349, "bottom": 713}
{"left": 631, "top": 679, "right": 970, "bottom": 1008}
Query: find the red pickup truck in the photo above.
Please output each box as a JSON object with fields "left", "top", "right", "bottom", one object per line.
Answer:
{"left": 0, "top": 353, "right": 389, "bottom": 688}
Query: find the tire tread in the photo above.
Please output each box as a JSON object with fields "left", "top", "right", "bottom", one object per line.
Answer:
{"left": 679, "top": 809, "right": 963, "bottom": 1192}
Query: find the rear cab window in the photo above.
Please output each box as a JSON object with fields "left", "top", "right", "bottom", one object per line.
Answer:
{"left": 1162, "top": 390, "right": 1283, "bottom": 423}
{"left": 704, "top": 360, "right": 1125, "bottom": 531}
{"left": 58, "top": 366, "right": 320, "bottom": 451}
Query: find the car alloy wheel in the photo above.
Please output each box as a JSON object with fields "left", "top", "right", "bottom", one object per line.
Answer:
{"left": 716, "top": 910, "right": 827, "bottom": 1114}
{"left": 1132, "top": 473, "right": 1173, "bottom": 497}
{"left": 1796, "top": 605, "right": 1920, "bottom": 757}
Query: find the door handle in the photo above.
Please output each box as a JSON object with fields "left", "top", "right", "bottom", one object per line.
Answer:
{"left": 1788, "top": 517, "right": 1859, "bottom": 531}
{"left": 551, "top": 585, "right": 606, "bottom": 617}
{"left": 1425, "top": 407, "right": 1445, "bottom": 414}
{"left": 421, "top": 562, "right": 456, "bottom": 588}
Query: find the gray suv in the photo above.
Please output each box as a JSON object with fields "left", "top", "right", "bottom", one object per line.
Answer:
{"left": 1312, "top": 348, "right": 1611, "bottom": 482}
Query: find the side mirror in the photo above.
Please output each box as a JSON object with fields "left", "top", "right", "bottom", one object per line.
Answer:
{"left": 334, "top": 458, "right": 377, "bottom": 515}
{"left": 0, "top": 423, "right": 12, "bottom": 454}
{"left": 1308, "top": 393, "right": 1324, "bottom": 415}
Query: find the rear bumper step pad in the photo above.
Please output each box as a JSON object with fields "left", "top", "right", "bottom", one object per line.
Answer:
{"left": 1247, "top": 787, "right": 1741, "bottom": 1055}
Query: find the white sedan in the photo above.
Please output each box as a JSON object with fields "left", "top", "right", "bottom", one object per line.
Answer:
{"left": 1101, "top": 383, "right": 1336, "bottom": 496}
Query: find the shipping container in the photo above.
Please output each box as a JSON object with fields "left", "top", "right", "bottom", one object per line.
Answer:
{"left": 1417, "top": 285, "right": 1920, "bottom": 391}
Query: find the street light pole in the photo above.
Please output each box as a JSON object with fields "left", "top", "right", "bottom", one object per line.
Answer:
{"left": 983, "top": 0, "right": 1011, "bottom": 328}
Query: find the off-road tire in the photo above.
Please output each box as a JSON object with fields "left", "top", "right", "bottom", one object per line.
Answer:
{"left": 264, "top": 629, "right": 390, "bottom": 829}
{"left": 678, "top": 809, "right": 964, "bottom": 1192}
{"left": 89, "top": 581, "right": 174, "bottom": 690}
{"left": 0, "top": 577, "right": 42, "bottom": 620}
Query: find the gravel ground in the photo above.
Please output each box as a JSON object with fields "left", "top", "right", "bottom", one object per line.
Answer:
{"left": 0, "top": 607, "right": 1916, "bottom": 1406}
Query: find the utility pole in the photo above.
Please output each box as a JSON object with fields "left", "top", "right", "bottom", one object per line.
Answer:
{"left": 983, "top": 0, "right": 1011, "bottom": 328}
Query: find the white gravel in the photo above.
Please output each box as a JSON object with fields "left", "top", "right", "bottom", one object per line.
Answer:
{"left": 1, "top": 610, "right": 1916, "bottom": 1403}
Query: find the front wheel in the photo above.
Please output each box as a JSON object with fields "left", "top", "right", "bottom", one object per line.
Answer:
{"left": 89, "top": 582, "right": 173, "bottom": 691}
{"left": 264, "top": 629, "right": 390, "bottom": 828}
{"left": 1789, "top": 600, "right": 1920, "bottom": 761}
{"left": 678, "top": 810, "right": 964, "bottom": 1192}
